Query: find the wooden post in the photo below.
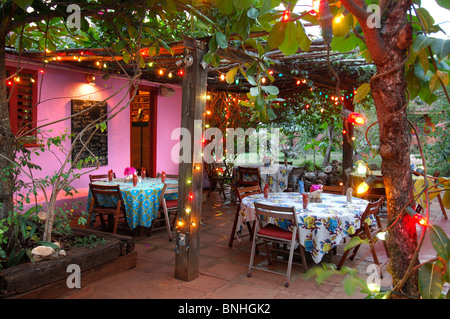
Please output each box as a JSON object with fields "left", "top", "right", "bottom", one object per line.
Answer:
{"left": 174, "top": 38, "right": 207, "bottom": 281}
{"left": 342, "top": 96, "right": 354, "bottom": 188}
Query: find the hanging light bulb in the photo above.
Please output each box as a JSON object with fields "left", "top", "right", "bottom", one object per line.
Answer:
{"left": 406, "top": 206, "right": 428, "bottom": 226}
{"left": 356, "top": 160, "right": 367, "bottom": 175}
{"left": 356, "top": 175, "right": 377, "bottom": 194}
{"left": 342, "top": 109, "right": 366, "bottom": 125}
{"left": 312, "top": 0, "right": 320, "bottom": 13}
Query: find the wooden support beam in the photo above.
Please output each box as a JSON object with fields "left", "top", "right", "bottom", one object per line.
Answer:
{"left": 174, "top": 38, "right": 207, "bottom": 282}
{"left": 342, "top": 96, "right": 354, "bottom": 188}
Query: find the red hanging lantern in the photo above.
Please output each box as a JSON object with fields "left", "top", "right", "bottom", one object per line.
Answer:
{"left": 342, "top": 109, "right": 366, "bottom": 125}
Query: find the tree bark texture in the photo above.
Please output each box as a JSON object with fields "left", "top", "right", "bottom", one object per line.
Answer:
{"left": 372, "top": 1, "right": 419, "bottom": 297}
{"left": 0, "top": 28, "right": 15, "bottom": 220}
{"left": 341, "top": 0, "right": 419, "bottom": 297}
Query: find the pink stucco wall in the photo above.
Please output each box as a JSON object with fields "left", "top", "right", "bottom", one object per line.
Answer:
{"left": 156, "top": 88, "right": 182, "bottom": 175}
{"left": 7, "top": 56, "right": 181, "bottom": 211}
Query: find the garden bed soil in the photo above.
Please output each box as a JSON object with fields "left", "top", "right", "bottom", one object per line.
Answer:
{"left": 0, "top": 228, "right": 136, "bottom": 299}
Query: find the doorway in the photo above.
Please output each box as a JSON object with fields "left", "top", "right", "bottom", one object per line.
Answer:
{"left": 130, "top": 87, "right": 157, "bottom": 177}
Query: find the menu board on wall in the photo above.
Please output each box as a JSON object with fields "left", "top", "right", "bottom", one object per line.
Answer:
{"left": 71, "top": 99, "right": 108, "bottom": 167}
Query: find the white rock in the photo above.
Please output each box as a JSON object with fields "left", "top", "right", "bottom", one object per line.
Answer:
{"left": 59, "top": 250, "right": 66, "bottom": 257}
{"left": 37, "top": 211, "right": 47, "bottom": 221}
{"left": 31, "top": 245, "right": 54, "bottom": 258}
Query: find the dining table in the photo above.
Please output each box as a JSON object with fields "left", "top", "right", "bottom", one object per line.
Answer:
{"left": 237, "top": 192, "right": 371, "bottom": 263}
{"left": 87, "top": 177, "right": 178, "bottom": 230}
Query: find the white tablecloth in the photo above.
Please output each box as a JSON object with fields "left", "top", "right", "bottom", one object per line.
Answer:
{"left": 238, "top": 192, "right": 370, "bottom": 263}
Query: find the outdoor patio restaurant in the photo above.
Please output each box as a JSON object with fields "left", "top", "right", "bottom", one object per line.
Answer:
{"left": 1, "top": 0, "right": 449, "bottom": 303}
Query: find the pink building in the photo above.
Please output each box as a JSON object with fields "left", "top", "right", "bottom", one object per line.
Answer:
{"left": 6, "top": 54, "right": 182, "bottom": 214}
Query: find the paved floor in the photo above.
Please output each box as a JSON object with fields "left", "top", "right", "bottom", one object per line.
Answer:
{"left": 63, "top": 190, "right": 449, "bottom": 300}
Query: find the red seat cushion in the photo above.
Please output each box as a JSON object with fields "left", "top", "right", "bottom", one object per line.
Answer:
{"left": 166, "top": 200, "right": 178, "bottom": 209}
{"left": 257, "top": 224, "right": 295, "bottom": 241}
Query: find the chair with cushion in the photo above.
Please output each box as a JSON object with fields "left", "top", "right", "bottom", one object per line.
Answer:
{"left": 235, "top": 166, "right": 261, "bottom": 204}
{"left": 229, "top": 185, "right": 262, "bottom": 248}
{"left": 247, "top": 202, "right": 307, "bottom": 287}
{"left": 148, "top": 183, "right": 178, "bottom": 241}
{"left": 87, "top": 183, "right": 129, "bottom": 234}
{"left": 89, "top": 172, "right": 116, "bottom": 183}
{"left": 336, "top": 198, "right": 389, "bottom": 278}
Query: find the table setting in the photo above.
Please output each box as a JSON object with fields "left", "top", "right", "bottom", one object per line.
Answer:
{"left": 238, "top": 190, "right": 370, "bottom": 263}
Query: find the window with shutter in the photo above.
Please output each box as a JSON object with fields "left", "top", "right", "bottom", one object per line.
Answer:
{"left": 7, "top": 67, "right": 38, "bottom": 146}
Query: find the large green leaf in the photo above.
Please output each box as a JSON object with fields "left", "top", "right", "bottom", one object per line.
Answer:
{"left": 429, "top": 225, "right": 450, "bottom": 261}
{"left": 279, "top": 21, "right": 298, "bottom": 55}
{"left": 226, "top": 67, "right": 239, "bottom": 84}
{"left": 331, "top": 33, "right": 359, "bottom": 53}
{"left": 436, "top": 0, "right": 450, "bottom": 9}
{"left": 415, "top": 7, "right": 435, "bottom": 33}
{"left": 412, "top": 34, "right": 435, "bottom": 53}
{"left": 419, "top": 262, "right": 443, "bottom": 299}
{"left": 214, "top": 0, "right": 234, "bottom": 14}
{"left": 296, "top": 22, "right": 311, "bottom": 52}
{"left": 443, "top": 188, "right": 450, "bottom": 209}
{"left": 268, "top": 21, "right": 286, "bottom": 49}
{"left": 233, "top": 0, "right": 252, "bottom": 10}
{"left": 353, "top": 83, "right": 371, "bottom": 104}
{"left": 406, "top": 68, "right": 421, "bottom": 99}
{"left": 261, "top": 85, "right": 279, "bottom": 95}
{"left": 13, "top": 0, "right": 33, "bottom": 10}
{"left": 431, "top": 38, "right": 450, "bottom": 61}
{"left": 429, "top": 70, "right": 449, "bottom": 92}
{"left": 215, "top": 31, "right": 228, "bottom": 49}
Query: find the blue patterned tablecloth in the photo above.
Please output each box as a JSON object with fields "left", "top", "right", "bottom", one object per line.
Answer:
{"left": 87, "top": 178, "right": 178, "bottom": 230}
{"left": 239, "top": 192, "right": 370, "bottom": 263}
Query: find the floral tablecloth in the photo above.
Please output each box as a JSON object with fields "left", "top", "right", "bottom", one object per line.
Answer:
{"left": 87, "top": 178, "right": 178, "bottom": 230}
{"left": 233, "top": 164, "right": 294, "bottom": 192}
{"left": 239, "top": 192, "right": 370, "bottom": 263}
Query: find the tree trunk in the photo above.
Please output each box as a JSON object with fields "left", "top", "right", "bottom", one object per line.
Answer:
{"left": 341, "top": 0, "right": 419, "bottom": 297}
{"left": 322, "top": 125, "right": 334, "bottom": 167}
{"left": 369, "top": 5, "right": 419, "bottom": 297}
{"left": 0, "top": 28, "right": 15, "bottom": 220}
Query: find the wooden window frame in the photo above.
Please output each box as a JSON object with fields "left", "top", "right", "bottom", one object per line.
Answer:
{"left": 7, "top": 67, "right": 39, "bottom": 147}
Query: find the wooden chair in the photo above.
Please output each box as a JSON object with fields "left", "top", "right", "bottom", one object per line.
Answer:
{"left": 235, "top": 166, "right": 261, "bottom": 203}
{"left": 89, "top": 172, "right": 116, "bottom": 183}
{"left": 248, "top": 202, "right": 307, "bottom": 287}
{"left": 87, "top": 183, "right": 129, "bottom": 234}
{"left": 229, "top": 185, "right": 262, "bottom": 247}
{"left": 156, "top": 172, "right": 179, "bottom": 179}
{"left": 336, "top": 198, "right": 389, "bottom": 278}
{"left": 148, "top": 183, "right": 178, "bottom": 241}
{"left": 322, "top": 185, "right": 345, "bottom": 195}
{"left": 204, "top": 162, "right": 232, "bottom": 199}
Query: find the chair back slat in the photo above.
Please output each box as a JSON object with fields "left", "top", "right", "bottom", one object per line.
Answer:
{"left": 254, "top": 202, "right": 298, "bottom": 228}
{"left": 322, "top": 185, "right": 344, "bottom": 195}
{"left": 360, "top": 198, "right": 383, "bottom": 224}
{"left": 236, "top": 185, "right": 262, "bottom": 201}
{"left": 89, "top": 173, "right": 116, "bottom": 183}
{"left": 89, "top": 183, "right": 125, "bottom": 211}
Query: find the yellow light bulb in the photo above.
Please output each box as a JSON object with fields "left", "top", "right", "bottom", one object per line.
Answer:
{"left": 357, "top": 182, "right": 369, "bottom": 194}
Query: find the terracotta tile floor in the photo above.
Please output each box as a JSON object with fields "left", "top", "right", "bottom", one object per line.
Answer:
{"left": 63, "top": 190, "right": 449, "bottom": 299}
